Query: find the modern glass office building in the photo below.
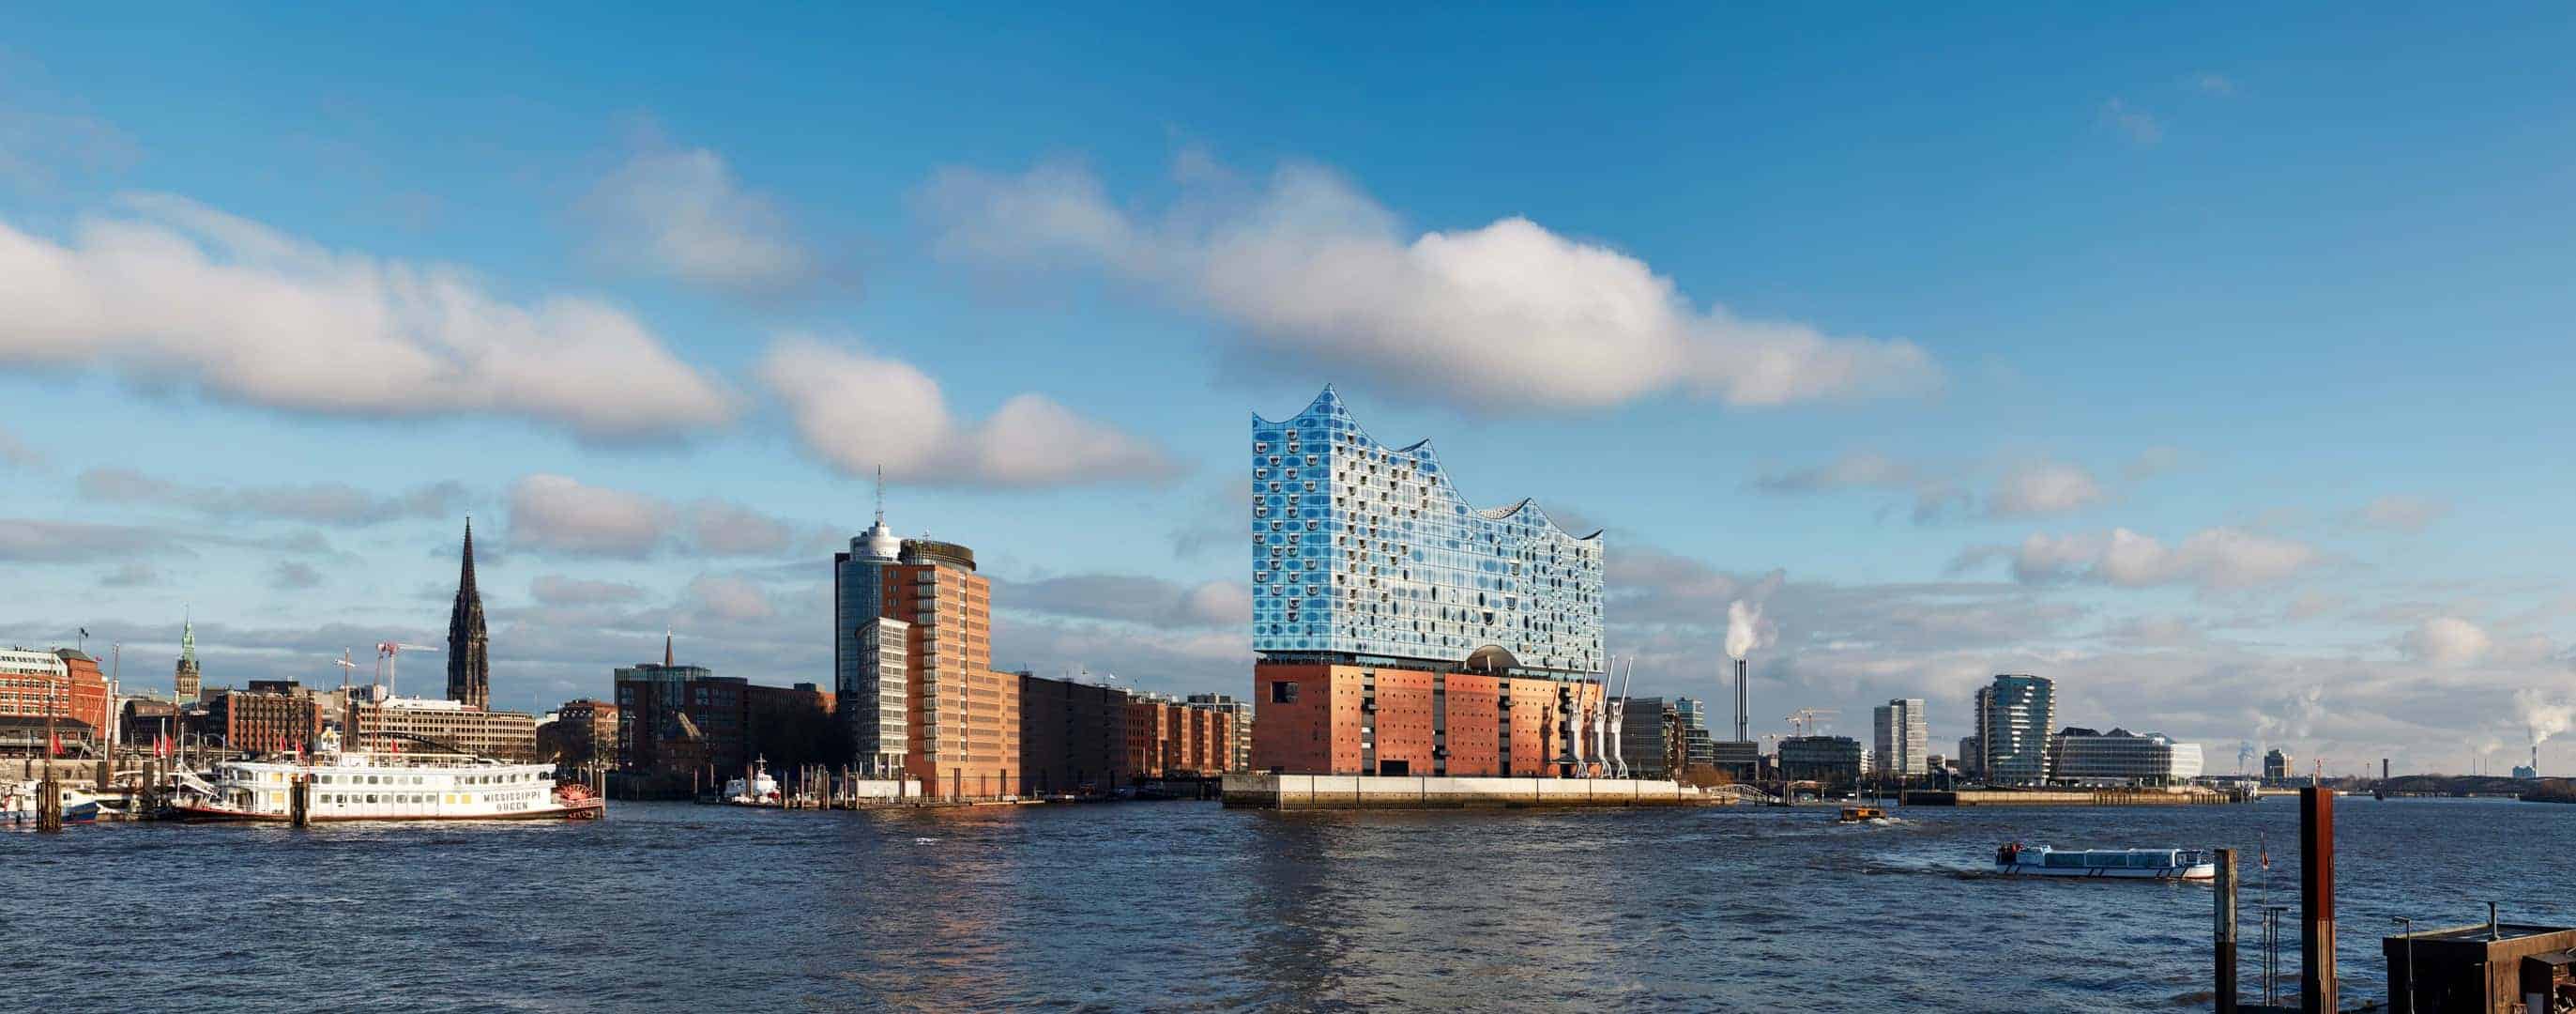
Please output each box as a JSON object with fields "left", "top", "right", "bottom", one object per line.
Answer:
{"left": 2047, "top": 727, "right": 2204, "bottom": 787}
{"left": 1250, "top": 386, "right": 1603, "bottom": 676}
{"left": 1974, "top": 674, "right": 2055, "bottom": 785}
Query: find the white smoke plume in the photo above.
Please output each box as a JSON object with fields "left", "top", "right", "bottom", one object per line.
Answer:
{"left": 2251, "top": 684, "right": 2327, "bottom": 744}
{"left": 2514, "top": 688, "right": 2576, "bottom": 746}
{"left": 1725, "top": 599, "right": 1772, "bottom": 660}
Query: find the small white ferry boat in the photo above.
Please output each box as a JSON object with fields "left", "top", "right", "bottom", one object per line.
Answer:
{"left": 169, "top": 731, "right": 602, "bottom": 822}
{"left": 1994, "top": 843, "right": 2215, "bottom": 881}
{"left": 722, "top": 757, "right": 782, "bottom": 806}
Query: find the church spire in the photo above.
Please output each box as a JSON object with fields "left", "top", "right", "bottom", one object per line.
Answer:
{"left": 663, "top": 629, "right": 674, "bottom": 668}
{"left": 446, "top": 517, "right": 490, "bottom": 710}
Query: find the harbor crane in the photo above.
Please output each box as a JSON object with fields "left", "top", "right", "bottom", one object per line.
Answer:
{"left": 375, "top": 641, "right": 439, "bottom": 698}
{"left": 1783, "top": 708, "right": 1837, "bottom": 737}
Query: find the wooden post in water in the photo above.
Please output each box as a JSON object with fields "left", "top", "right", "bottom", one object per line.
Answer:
{"left": 2214, "top": 847, "right": 2239, "bottom": 1013}
{"left": 2299, "top": 787, "right": 2336, "bottom": 1014}
{"left": 37, "top": 769, "right": 61, "bottom": 832}
{"left": 290, "top": 775, "right": 311, "bottom": 828}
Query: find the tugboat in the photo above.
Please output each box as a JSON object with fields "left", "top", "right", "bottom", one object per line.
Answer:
{"left": 1993, "top": 842, "right": 2215, "bottom": 881}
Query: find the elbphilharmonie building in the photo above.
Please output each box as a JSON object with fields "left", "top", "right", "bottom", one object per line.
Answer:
{"left": 1249, "top": 387, "right": 1611, "bottom": 777}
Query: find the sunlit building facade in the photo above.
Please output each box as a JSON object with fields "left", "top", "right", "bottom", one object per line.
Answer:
{"left": 1250, "top": 388, "right": 1611, "bottom": 778}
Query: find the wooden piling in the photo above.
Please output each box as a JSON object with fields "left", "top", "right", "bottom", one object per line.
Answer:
{"left": 290, "top": 775, "right": 311, "bottom": 828}
{"left": 37, "top": 770, "right": 62, "bottom": 832}
{"left": 2300, "top": 787, "right": 2336, "bottom": 1014}
{"left": 2215, "top": 847, "right": 2238, "bottom": 1013}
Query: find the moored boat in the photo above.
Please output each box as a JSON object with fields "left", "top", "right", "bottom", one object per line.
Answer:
{"left": 1838, "top": 806, "right": 1887, "bottom": 822}
{"left": 1993, "top": 842, "right": 2214, "bottom": 880}
{"left": 168, "top": 731, "right": 602, "bottom": 822}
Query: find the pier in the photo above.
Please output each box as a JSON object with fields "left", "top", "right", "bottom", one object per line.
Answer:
{"left": 1905, "top": 786, "right": 2250, "bottom": 807}
{"left": 1222, "top": 773, "right": 1715, "bottom": 809}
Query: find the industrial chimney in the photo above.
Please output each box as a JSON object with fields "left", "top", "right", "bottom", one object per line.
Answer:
{"left": 1734, "top": 657, "right": 1748, "bottom": 744}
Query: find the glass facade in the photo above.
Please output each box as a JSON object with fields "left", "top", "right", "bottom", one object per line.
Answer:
{"left": 1975, "top": 674, "right": 2055, "bottom": 786}
{"left": 1250, "top": 387, "right": 1604, "bottom": 677}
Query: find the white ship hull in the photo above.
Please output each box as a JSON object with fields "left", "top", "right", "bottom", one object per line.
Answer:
{"left": 172, "top": 752, "right": 602, "bottom": 822}
{"left": 1995, "top": 846, "right": 2213, "bottom": 881}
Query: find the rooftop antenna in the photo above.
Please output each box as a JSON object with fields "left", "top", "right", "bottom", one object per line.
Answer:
{"left": 874, "top": 465, "right": 886, "bottom": 527}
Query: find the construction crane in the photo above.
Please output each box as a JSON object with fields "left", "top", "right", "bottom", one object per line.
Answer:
{"left": 1783, "top": 708, "right": 1838, "bottom": 737}
{"left": 375, "top": 641, "right": 439, "bottom": 699}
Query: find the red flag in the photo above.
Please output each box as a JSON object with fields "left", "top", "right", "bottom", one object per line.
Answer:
{"left": 157, "top": 733, "right": 170, "bottom": 760}
{"left": 48, "top": 730, "right": 60, "bottom": 758}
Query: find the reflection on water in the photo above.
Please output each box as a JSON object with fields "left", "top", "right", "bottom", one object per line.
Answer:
{"left": 6, "top": 796, "right": 2565, "bottom": 1012}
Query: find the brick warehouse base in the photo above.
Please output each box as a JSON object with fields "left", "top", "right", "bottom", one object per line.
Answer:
{"left": 1222, "top": 772, "right": 1714, "bottom": 809}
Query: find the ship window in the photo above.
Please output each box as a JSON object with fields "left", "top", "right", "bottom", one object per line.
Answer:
{"left": 366, "top": 794, "right": 379, "bottom": 804}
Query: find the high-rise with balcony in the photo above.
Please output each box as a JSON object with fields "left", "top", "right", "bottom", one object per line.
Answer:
{"left": 1974, "top": 675, "right": 2055, "bottom": 786}
{"left": 1249, "top": 387, "right": 1608, "bottom": 778}
{"left": 1873, "top": 698, "right": 1928, "bottom": 777}
{"left": 834, "top": 501, "right": 1019, "bottom": 798}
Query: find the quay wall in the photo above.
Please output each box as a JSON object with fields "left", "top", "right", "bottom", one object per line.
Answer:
{"left": 1223, "top": 773, "right": 1708, "bottom": 810}
{"left": 1904, "top": 788, "right": 2244, "bottom": 807}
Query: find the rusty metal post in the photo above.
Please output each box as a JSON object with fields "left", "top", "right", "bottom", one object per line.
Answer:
{"left": 2216, "top": 847, "right": 2239, "bottom": 1013}
{"left": 2299, "top": 787, "right": 2336, "bottom": 1013}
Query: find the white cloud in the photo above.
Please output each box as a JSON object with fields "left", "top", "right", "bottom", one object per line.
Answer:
{"left": 1967, "top": 527, "right": 2325, "bottom": 592}
{"left": 2190, "top": 72, "right": 2236, "bottom": 97}
{"left": 921, "top": 159, "right": 1940, "bottom": 412}
{"left": 270, "top": 561, "right": 324, "bottom": 590}
{"left": 1756, "top": 453, "right": 2102, "bottom": 521}
{"left": 529, "top": 576, "right": 647, "bottom": 606}
{"left": 2401, "top": 616, "right": 2492, "bottom": 668}
{"left": 78, "top": 468, "right": 465, "bottom": 526}
{"left": 1988, "top": 462, "right": 2106, "bottom": 517}
{"left": 2355, "top": 494, "right": 2449, "bottom": 533}
{"left": 580, "top": 141, "right": 817, "bottom": 296}
{"left": 686, "top": 576, "right": 774, "bottom": 622}
{"left": 0, "top": 424, "right": 37, "bottom": 468}
{"left": 2124, "top": 445, "right": 2184, "bottom": 480}
{"left": 506, "top": 474, "right": 813, "bottom": 559}
{"left": 0, "top": 193, "right": 735, "bottom": 439}
{"left": 2100, "top": 98, "right": 2163, "bottom": 146}
{"left": 756, "top": 335, "right": 1181, "bottom": 488}
{"left": 996, "top": 574, "right": 1250, "bottom": 629}
{"left": 507, "top": 475, "right": 673, "bottom": 557}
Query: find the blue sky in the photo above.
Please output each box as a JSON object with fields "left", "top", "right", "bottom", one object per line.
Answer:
{"left": 5, "top": 7, "right": 2574, "bottom": 775}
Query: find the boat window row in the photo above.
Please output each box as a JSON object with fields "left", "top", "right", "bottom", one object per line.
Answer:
{"left": 2040, "top": 851, "right": 2178, "bottom": 868}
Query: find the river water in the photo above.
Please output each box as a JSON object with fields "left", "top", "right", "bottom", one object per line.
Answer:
{"left": 7, "top": 795, "right": 2557, "bottom": 1012}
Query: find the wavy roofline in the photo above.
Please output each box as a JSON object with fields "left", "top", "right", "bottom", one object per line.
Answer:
{"left": 1256, "top": 386, "right": 1603, "bottom": 545}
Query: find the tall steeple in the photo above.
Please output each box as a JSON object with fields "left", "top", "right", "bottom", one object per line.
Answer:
{"left": 174, "top": 612, "right": 202, "bottom": 704}
{"left": 663, "top": 629, "right": 674, "bottom": 668}
{"left": 445, "top": 518, "right": 490, "bottom": 710}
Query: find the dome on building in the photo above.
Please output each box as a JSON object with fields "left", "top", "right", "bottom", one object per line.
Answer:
{"left": 855, "top": 517, "right": 901, "bottom": 562}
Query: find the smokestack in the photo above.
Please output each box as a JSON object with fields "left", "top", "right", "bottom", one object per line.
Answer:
{"left": 1734, "top": 657, "right": 1747, "bottom": 744}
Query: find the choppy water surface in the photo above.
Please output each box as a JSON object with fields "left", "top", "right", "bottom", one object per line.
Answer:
{"left": 6, "top": 796, "right": 2557, "bottom": 1012}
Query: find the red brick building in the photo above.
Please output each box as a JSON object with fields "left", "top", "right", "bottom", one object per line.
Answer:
{"left": 208, "top": 680, "right": 327, "bottom": 758}
{"left": 0, "top": 648, "right": 112, "bottom": 751}
{"left": 1252, "top": 663, "right": 1605, "bottom": 777}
